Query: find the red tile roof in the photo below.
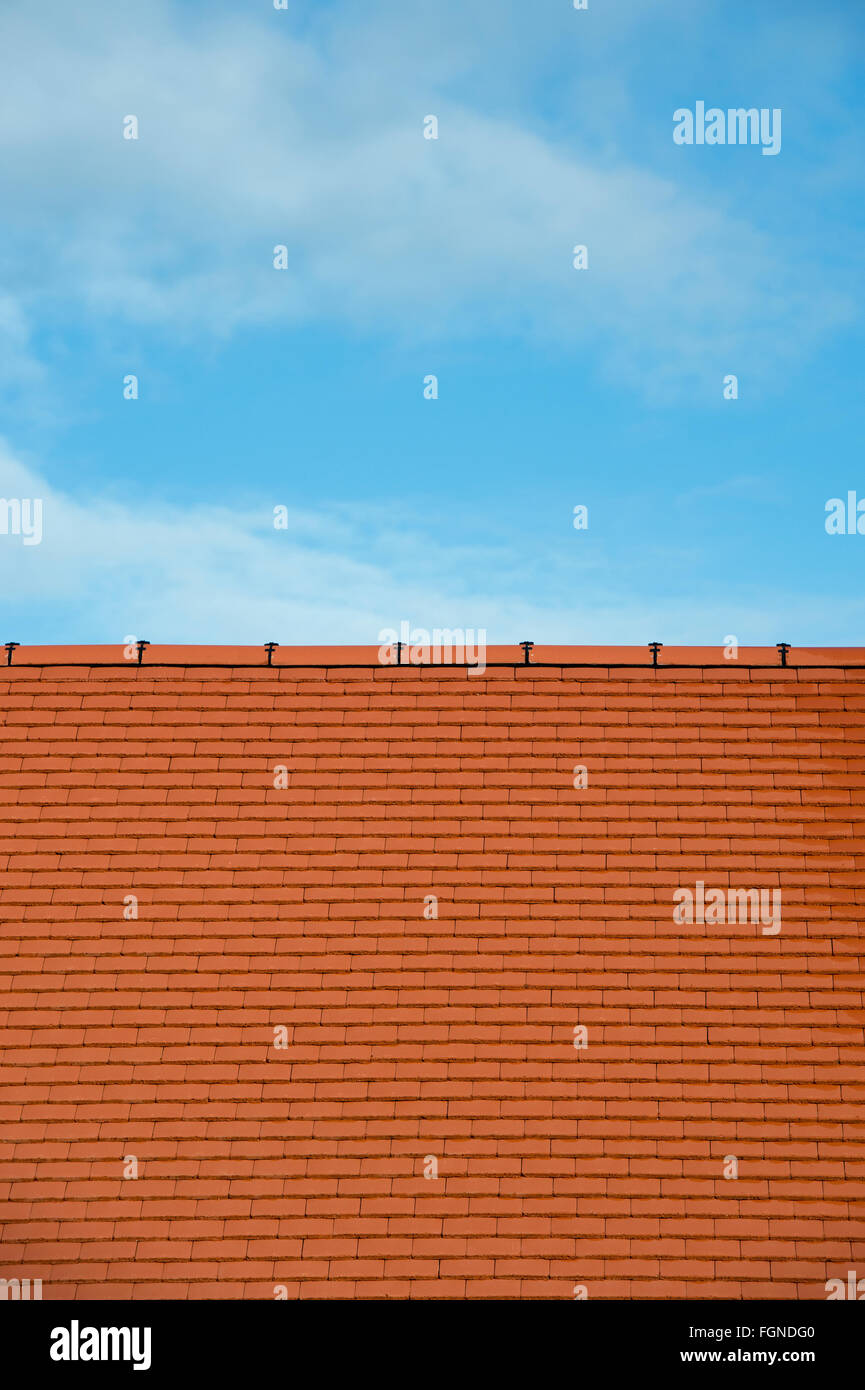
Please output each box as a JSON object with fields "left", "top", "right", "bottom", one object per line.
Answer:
{"left": 1, "top": 647, "right": 863, "bottom": 1300}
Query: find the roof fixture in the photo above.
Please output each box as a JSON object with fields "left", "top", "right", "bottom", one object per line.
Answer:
{"left": 264, "top": 642, "right": 279, "bottom": 667}
{"left": 4, "top": 641, "right": 19, "bottom": 666}
{"left": 777, "top": 642, "right": 791, "bottom": 667}
{"left": 648, "top": 641, "right": 663, "bottom": 667}
{"left": 519, "top": 640, "right": 534, "bottom": 665}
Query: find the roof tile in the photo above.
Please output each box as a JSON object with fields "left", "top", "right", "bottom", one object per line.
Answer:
{"left": 1, "top": 648, "right": 863, "bottom": 1299}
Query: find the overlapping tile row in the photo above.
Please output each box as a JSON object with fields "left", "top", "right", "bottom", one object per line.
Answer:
{"left": 0, "top": 657, "right": 863, "bottom": 1299}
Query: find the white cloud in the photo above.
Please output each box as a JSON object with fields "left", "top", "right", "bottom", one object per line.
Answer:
{"left": 2, "top": 443, "right": 863, "bottom": 646}
{"left": 0, "top": 0, "right": 851, "bottom": 397}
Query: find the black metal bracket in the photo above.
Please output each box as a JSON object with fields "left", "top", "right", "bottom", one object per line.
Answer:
{"left": 264, "top": 642, "right": 279, "bottom": 667}
{"left": 777, "top": 642, "right": 791, "bottom": 667}
{"left": 4, "top": 642, "right": 19, "bottom": 666}
{"left": 519, "top": 640, "right": 534, "bottom": 665}
{"left": 135, "top": 640, "right": 149, "bottom": 665}
{"left": 395, "top": 641, "right": 404, "bottom": 666}
{"left": 648, "top": 642, "right": 663, "bottom": 667}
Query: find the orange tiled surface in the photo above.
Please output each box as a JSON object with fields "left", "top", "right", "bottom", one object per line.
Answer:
{"left": 1, "top": 650, "right": 863, "bottom": 1300}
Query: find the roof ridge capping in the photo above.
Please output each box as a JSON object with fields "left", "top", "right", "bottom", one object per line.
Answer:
{"left": 3, "top": 641, "right": 865, "bottom": 668}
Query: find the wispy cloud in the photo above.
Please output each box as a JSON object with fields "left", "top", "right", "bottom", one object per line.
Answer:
{"left": 0, "top": 0, "right": 852, "bottom": 400}
{"left": 2, "top": 443, "right": 863, "bottom": 646}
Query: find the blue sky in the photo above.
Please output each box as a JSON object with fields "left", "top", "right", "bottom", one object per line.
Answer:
{"left": 0, "top": 0, "right": 863, "bottom": 646}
